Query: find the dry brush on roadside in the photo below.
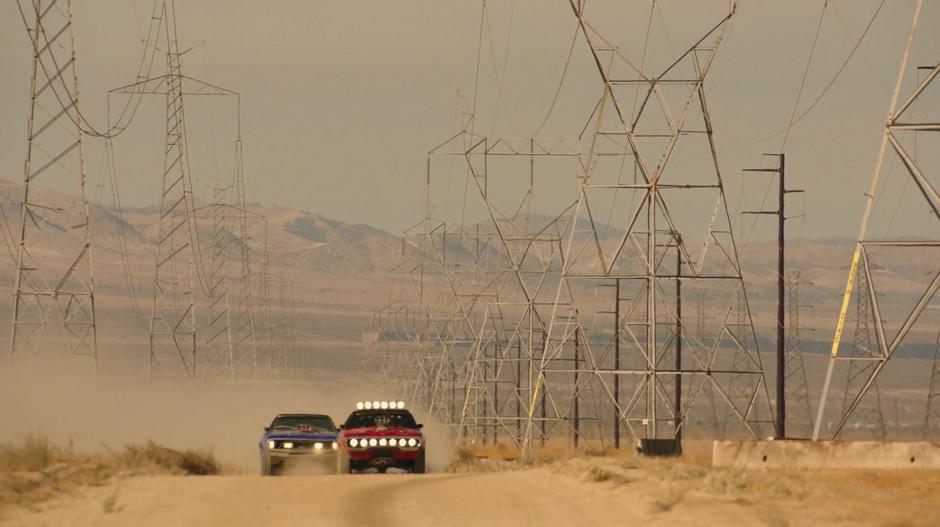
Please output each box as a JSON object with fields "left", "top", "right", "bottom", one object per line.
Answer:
{"left": 0, "top": 433, "right": 221, "bottom": 514}
{"left": 448, "top": 448, "right": 940, "bottom": 526}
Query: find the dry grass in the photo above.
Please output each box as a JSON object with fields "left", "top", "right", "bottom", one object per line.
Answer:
{"left": 0, "top": 433, "right": 221, "bottom": 514}
{"left": 445, "top": 448, "right": 940, "bottom": 525}
{"left": 553, "top": 450, "right": 940, "bottom": 526}
{"left": 446, "top": 449, "right": 517, "bottom": 473}
{"left": 649, "top": 485, "right": 685, "bottom": 513}
{"left": 122, "top": 441, "right": 220, "bottom": 476}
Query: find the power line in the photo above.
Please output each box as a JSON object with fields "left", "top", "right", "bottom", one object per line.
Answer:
{"left": 531, "top": 22, "right": 579, "bottom": 138}
{"left": 780, "top": 0, "right": 830, "bottom": 152}
{"left": 760, "top": 0, "right": 886, "bottom": 146}
{"left": 14, "top": 0, "right": 163, "bottom": 140}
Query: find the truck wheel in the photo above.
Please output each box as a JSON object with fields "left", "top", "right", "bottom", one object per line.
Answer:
{"left": 412, "top": 450, "right": 426, "bottom": 474}
{"left": 260, "top": 453, "right": 272, "bottom": 476}
{"left": 336, "top": 449, "right": 351, "bottom": 474}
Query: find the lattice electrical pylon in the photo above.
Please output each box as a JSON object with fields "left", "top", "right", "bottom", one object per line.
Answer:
{"left": 534, "top": 0, "right": 773, "bottom": 452}
{"left": 230, "top": 141, "right": 259, "bottom": 378}
{"left": 371, "top": 91, "right": 515, "bottom": 435}
{"left": 108, "top": 0, "right": 239, "bottom": 381}
{"left": 839, "top": 268, "right": 886, "bottom": 439}
{"left": 203, "top": 189, "right": 234, "bottom": 378}
{"left": 784, "top": 272, "right": 813, "bottom": 438}
{"left": 195, "top": 192, "right": 262, "bottom": 381}
{"left": 411, "top": 206, "right": 497, "bottom": 423}
{"left": 255, "top": 235, "right": 275, "bottom": 377}
{"left": 692, "top": 291, "right": 720, "bottom": 435}
{"left": 149, "top": 14, "right": 198, "bottom": 380}
{"left": 431, "top": 136, "right": 582, "bottom": 450}
{"left": 814, "top": 1, "right": 939, "bottom": 440}
{"left": 390, "top": 96, "right": 504, "bottom": 427}
{"left": 9, "top": 0, "right": 97, "bottom": 367}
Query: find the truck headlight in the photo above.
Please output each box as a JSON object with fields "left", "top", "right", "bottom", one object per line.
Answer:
{"left": 388, "top": 438, "right": 398, "bottom": 447}
{"left": 283, "top": 442, "right": 294, "bottom": 449}
{"left": 332, "top": 441, "right": 338, "bottom": 450}
{"left": 349, "top": 438, "right": 359, "bottom": 448}
{"left": 368, "top": 438, "right": 378, "bottom": 447}
{"left": 267, "top": 440, "right": 275, "bottom": 449}
{"left": 379, "top": 438, "right": 388, "bottom": 446}
{"left": 314, "top": 442, "right": 323, "bottom": 450}
{"left": 407, "top": 438, "right": 417, "bottom": 447}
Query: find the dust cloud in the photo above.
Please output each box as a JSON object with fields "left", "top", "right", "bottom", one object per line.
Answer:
{"left": 0, "top": 362, "right": 452, "bottom": 473}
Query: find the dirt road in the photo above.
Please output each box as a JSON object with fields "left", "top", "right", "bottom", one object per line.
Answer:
{"left": 6, "top": 456, "right": 940, "bottom": 527}
{"left": 1, "top": 469, "right": 745, "bottom": 527}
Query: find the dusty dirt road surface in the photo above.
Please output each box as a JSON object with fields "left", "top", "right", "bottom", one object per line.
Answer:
{"left": 7, "top": 455, "right": 940, "bottom": 527}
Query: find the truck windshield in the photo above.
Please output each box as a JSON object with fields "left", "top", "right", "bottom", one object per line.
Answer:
{"left": 269, "top": 415, "right": 335, "bottom": 432}
{"left": 344, "top": 410, "right": 418, "bottom": 429}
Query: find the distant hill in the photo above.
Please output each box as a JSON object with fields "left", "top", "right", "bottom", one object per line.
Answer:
{"left": 0, "top": 178, "right": 406, "bottom": 277}
{"left": 0, "top": 177, "right": 934, "bottom": 340}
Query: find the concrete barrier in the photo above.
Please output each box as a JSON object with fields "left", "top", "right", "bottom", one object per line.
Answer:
{"left": 712, "top": 440, "right": 940, "bottom": 469}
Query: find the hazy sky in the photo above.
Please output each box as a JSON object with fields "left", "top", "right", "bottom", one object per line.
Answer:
{"left": 0, "top": 0, "right": 937, "bottom": 242}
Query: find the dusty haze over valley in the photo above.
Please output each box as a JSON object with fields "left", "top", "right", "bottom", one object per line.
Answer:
{"left": 1, "top": 1, "right": 939, "bottom": 526}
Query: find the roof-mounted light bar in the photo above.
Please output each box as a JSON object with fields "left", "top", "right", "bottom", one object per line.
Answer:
{"left": 355, "top": 400, "right": 406, "bottom": 410}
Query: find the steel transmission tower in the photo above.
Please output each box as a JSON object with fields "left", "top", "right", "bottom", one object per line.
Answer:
{"left": 203, "top": 189, "right": 235, "bottom": 379}
{"left": 449, "top": 137, "right": 582, "bottom": 449}
{"left": 546, "top": 0, "right": 773, "bottom": 450}
{"left": 814, "top": 0, "right": 939, "bottom": 440}
{"left": 784, "top": 272, "right": 813, "bottom": 437}
{"left": 839, "top": 269, "right": 887, "bottom": 439}
{"left": 198, "top": 186, "right": 261, "bottom": 381}
{"left": 230, "top": 141, "right": 260, "bottom": 378}
{"left": 9, "top": 0, "right": 97, "bottom": 367}
{"left": 109, "top": 1, "right": 240, "bottom": 381}
{"left": 394, "top": 1, "right": 776, "bottom": 456}
{"left": 375, "top": 1, "right": 774, "bottom": 454}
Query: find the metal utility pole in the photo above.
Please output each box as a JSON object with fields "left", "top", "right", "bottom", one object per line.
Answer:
{"left": 10, "top": 0, "right": 98, "bottom": 368}
{"left": 614, "top": 279, "right": 621, "bottom": 448}
{"left": 573, "top": 327, "right": 580, "bottom": 448}
{"left": 744, "top": 153, "right": 803, "bottom": 439}
{"left": 597, "top": 279, "right": 624, "bottom": 448}
{"left": 675, "top": 239, "right": 683, "bottom": 445}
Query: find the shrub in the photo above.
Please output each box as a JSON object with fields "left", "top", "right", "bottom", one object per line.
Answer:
{"left": 122, "top": 441, "right": 220, "bottom": 476}
{"left": 0, "top": 433, "right": 69, "bottom": 472}
{"left": 0, "top": 434, "right": 222, "bottom": 515}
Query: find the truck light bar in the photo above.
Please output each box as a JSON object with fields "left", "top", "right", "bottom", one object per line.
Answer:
{"left": 356, "top": 400, "right": 405, "bottom": 410}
